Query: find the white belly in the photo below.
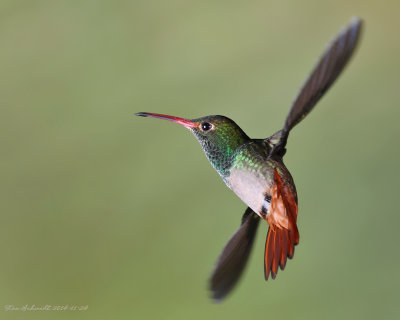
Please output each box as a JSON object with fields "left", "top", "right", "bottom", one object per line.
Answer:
{"left": 226, "top": 169, "right": 270, "bottom": 216}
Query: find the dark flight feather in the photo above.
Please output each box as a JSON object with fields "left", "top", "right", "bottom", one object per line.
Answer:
{"left": 271, "top": 18, "right": 363, "bottom": 155}
{"left": 210, "top": 207, "right": 260, "bottom": 302}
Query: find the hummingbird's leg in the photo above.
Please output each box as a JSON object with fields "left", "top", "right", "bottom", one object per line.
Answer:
{"left": 260, "top": 194, "right": 271, "bottom": 219}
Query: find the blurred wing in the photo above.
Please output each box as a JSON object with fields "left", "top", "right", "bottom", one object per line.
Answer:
{"left": 210, "top": 207, "right": 260, "bottom": 302}
{"left": 272, "top": 18, "right": 363, "bottom": 154}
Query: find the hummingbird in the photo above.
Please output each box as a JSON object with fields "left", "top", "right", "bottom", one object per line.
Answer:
{"left": 135, "top": 18, "right": 363, "bottom": 301}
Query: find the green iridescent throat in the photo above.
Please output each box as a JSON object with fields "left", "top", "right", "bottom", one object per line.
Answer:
{"left": 190, "top": 116, "right": 250, "bottom": 177}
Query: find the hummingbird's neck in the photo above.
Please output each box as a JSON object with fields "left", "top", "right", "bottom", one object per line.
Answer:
{"left": 196, "top": 134, "right": 249, "bottom": 178}
{"left": 188, "top": 115, "right": 250, "bottom": 178}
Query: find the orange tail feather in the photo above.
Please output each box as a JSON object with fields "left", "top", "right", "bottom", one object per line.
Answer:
{"left": 264, "top": 227, "right": 289, "bottom": 279}
{"left": 264, "top": 226, "right": 299, "bottom": 280}
{"left": 264, "top": 169, "right": 300, "bottom": 280}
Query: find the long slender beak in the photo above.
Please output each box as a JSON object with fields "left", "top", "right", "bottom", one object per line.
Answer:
{"left": 135, "top": 112, "right": 197, "bottom": 129}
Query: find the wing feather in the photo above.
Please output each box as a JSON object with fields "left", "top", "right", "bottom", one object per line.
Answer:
{"left": 270, "top": 18, "right": 363, "bottom": 155}
{"left": 210, "top": 207, "right": 260, "bottom": 301}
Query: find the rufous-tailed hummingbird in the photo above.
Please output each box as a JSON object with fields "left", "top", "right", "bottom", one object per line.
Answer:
{"left": 136, "top": 18, "right": 363, "bottom": 301}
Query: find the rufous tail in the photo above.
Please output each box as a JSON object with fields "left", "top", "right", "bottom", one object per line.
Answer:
{"left": 264, "top": 169, "right": 299, "bottom": 280}
{"left": 264, "top": 224, "right": 299, "bottom": 280}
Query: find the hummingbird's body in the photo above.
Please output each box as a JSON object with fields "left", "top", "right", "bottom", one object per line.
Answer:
{"left": 136, "top": 18, "right": 363, "bottom": 301}
{"left": 189, "top": 116, "right": 294, "bottom": 218}
{"left": 226, "top": 139, "right": 295, "bottom": 217}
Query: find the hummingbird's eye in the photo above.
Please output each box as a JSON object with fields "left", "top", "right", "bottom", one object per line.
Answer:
{"left": 201, "top": 122, "right": 213, "bottom": 131}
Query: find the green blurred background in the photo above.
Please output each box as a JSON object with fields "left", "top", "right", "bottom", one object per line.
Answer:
{"left": 1, "top": 0, "right": 399, "bottom": 319}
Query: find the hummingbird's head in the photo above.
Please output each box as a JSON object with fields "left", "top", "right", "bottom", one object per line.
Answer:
{"left": 135, "top": 112, "right": 250, "bottom": 175}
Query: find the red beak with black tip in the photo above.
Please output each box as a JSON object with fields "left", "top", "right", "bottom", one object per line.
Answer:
{"left": 135, "top": 112, "right": 196, "bottom": 129}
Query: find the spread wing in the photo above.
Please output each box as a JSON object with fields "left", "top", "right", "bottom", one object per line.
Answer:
{"left": 270, "top": 17, "right": 363, "bottom": 155}
{"left": 209, "top": 208, "right": 260, "bottom": 302}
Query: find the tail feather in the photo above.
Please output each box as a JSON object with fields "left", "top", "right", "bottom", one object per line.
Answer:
{"left": 279, "top": 229, "right": 287, "bottom": 270}
{"left": 264, "top": 225, "right": 299, "bottom": 280}
{"left": 288, "top": 229, "right": 295, "bottom": 259}
{"left": 264, "top": 228, "right": 273, "bottom": 280}
{"left": 292, "top": 223, "right": 300, "bottom": 245}
{"left": 264, "top": 169, "right": 300, "bottom": 280}
{"left": 272, "top": 230, "right": 280, "bottom": 278}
